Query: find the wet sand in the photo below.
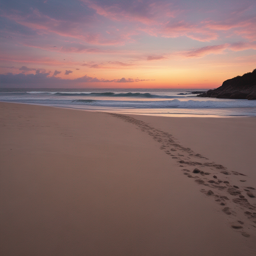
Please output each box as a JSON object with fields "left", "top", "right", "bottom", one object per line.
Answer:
{"left": 0, "top": 102, "right": 256, "bottom": 256}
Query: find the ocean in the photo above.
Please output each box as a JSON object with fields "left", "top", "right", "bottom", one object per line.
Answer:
{"left": 1, "top": 88, "right": 256, "bottom": 117}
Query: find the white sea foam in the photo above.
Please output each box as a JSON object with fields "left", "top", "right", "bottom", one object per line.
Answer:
{"left": 74, "top": 99, "right": 256, "bottom": 109}
{"left": 27, "top": 91, "right": 182, "bottom": 98}
{"left": 1, "top": 89, "right": 256, "bottom": 117}
{"left": 27, "top": 91, "right": 56, "bottom": 94}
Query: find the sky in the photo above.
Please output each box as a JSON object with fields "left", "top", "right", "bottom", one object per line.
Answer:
{"left": 0, "top": 0, "right": 256, "bottom": 89}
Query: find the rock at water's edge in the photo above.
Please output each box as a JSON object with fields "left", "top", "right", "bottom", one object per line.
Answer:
{"left": 198, "top": 69, "right": 256, "bottom": 100}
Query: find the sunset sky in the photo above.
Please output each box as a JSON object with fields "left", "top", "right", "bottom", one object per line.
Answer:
{"left": 0, "top": 0, "right": 256, "bottom": 88}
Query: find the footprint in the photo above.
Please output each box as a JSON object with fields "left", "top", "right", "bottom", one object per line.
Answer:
{"left": 227, "top": 187, "right": 241, "bottom": 196}
{"left": 244, "top": 211, "right": 256, "bottom": 220}
{"left": 193, "top": 168, "right": 201, "bottom": 174}
{"left": 220, "top": 196, "right": 229, "bottom": 200}
{"left": 241, "top": 232, "right": 250, "bottom": 238}
{"left": 206, "top": 190, "right": 214, "bottom": 196}
{"left": 221, "top": 170, "right": 230, "bottom": 175}
{"left": 246, "top": 191, "right": 255, "bottom": 198}
{"left": 223, "top": 207, "right": 232, "bottom": 215}
{"left": 195, "top": 179, "right": 205, "bottom": 184}
{"left": 233, "top": 197, "right": 254, "bottom": 209}
{"left": 232, "top": 171, "right": 246, "bottom": 176}
{"left": 231, "top": 224, "right": 243, "bottom": 229}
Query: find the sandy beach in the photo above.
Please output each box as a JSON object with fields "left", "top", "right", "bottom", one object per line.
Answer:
{"left": 1, "top": 102, "right": 256, "bottom": 256}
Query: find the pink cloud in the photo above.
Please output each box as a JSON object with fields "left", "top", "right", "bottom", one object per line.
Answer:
{"left": 1, "top": 54, "right": 136, "bottom": 71}
{"left": 83, "top": 1, "right": 220, "bottom": 42}
{"left": 0, "top": 65, "right": 15, "bottom": 69}
{"left": 81, "top": 61, "right": 134, "bottom": 69}
{"left": 2, "top": 0, "right": 256, "bottom": 50}
{"left": 65, "top": 70, "right": 73, "bottom": 75}
{"left": 81, "top": 62, "right": 104, "bottom": 69}
{"left": 182, "top": 44, "right": 229, "bottom": 58}
{"left": 22, "top": 43, "right": 103, "bottom": 54}
{"left": 71, "top": 75, "right": 149, "bottom": 83}
{"left": 203, "top": 12, "right": 256, "bottom": 40}
{"left": 53, "top": 70, "right": 61, "bottom": 76}
{"left": 0, "top": 72, "right": 150, "bottom": 88}
{"left": 19, "top": 66, "right": 36, "bottom": 72}
{"left": 229, "top": 42, "right": 256, "bottom": 51}
{"left": 147, "top": 55, "right": 166, "bottom": 61}
{"left": 138, "top": 20, "right": 218, "bottom": 42}
{"left": 84, "top": 0, "right": 175, "bottom": 25}
{"left": 2, "top": 10, "right": 133, "bottom": 46}
{"left": 83, "top": 1, "right": 252, "bottom": 43}
{"left": 181, "top": 42, "right": 256, "bottom": 58}
{"left": 115, "top": 77, "right": 149, "bottom": 83}
{"left": 108, "top": 61, "right": 134, "bottom": 67}
{"left": 205, "top": 21, "right": 247, "bottom": 31}
{"left": 159, "top": 20, "right": 218, "bottom": 42}
{"left": 234, "top": 18, "right": 256, "bottom": 40}
{"left": 0, "top": 55, "right": 77, "bottom": 66}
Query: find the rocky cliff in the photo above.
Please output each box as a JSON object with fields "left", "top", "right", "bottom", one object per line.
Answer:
{"left": 199, "top": 69, "right": 256, "bottom": 100}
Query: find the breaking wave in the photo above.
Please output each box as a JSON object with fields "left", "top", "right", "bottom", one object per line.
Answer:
{"left": 72, "top": 99, "right": 256, "bottom": 108}
{"left": 26, "top": 91, "right": 182, "bottom": 98}
{"left": 73, "top": 99, "right": 96, "bottom": 103}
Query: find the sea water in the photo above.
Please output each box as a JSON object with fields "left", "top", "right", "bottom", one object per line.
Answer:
{"left": 0, "top": 88, "right": 256, "bottom": 117}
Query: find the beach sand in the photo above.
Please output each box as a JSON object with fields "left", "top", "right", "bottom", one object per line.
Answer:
{"left": 0, "top": 102, "right": 256, "bottom": 256}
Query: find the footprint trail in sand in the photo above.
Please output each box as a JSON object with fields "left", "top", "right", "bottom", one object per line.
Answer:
{"left": 110, "top": 113, "right": 256, "bottom": 238}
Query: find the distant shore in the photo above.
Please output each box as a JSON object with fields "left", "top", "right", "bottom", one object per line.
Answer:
{"left": 1, "top": 102, "right": 256, "bottom": 256}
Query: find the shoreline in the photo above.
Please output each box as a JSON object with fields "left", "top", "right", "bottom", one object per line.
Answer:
{"left": 1, "top": 87, "right": 256, "bottom": 118}
{"left": 1, "top": 102, "right": 256, "bottom": 255}
{"left": 1, "top": 100, "right": 256, "bottom": 118}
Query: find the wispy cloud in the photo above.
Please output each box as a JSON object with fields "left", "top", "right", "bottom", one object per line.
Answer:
{"left": 182, "top": 42, "right": 256, "bottom": 58}
{"left": 81, "top": 61, "right": 134, "bottom": 69}
{"left": 65, "top": 70, "right": 73, "bottom": 75}
{"left": 0, "top": 55, "right": 77, "bottom": 66}
{"left": 53, "top": 70, "right": 61, "bottom": 76}
{"left": 229, "top": 42, "right": 256, "bottom": 51}
{"left": 1, "top": 0, "right": 256, "bottom": 49}
{"left": 0, "top": 72, "right": 150, "bottom": 88}
{"left": 0, "top": 65, "right": 15, "bottom": 69}
{"left": 19, "top": 66, "right": 36, "bottom": 72}
{"left": 0, "top": 1, "right": 132, "bottom": 45}
{"left": 84, "top": 0, "right": 175, "bottom": 24}
{"left": 108, "top": 61, "right": 134, "bottom": 67}
{"left": 115, "top": 77, "right": 149, "bottom": 83}
{"left": 183, "top": 44, "right": 228, "bottom": 58}
{"left": 81, "top": 62, "right": 103, "bottom": 69}
{"left": 204, "top": 16, "right": 256, "bottom": 40}
{"left": 22, "top": 42, "right": 103, "bottom": 54}
{"left": 147, "top": 55, "right": 166, "bottom": 61}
